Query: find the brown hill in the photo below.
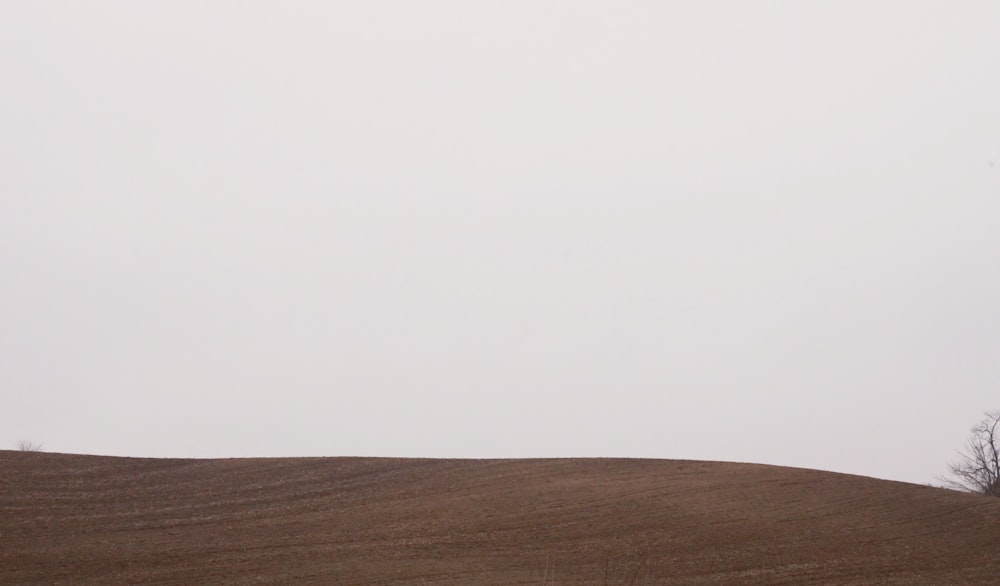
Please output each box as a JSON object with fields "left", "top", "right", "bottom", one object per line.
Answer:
{"left": 3, "top": 452, "right": 999, "bottom": 584}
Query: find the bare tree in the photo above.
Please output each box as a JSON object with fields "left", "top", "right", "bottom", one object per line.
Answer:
{"left": 16, "top": 440, "right": 43, "bottom": 452}
{"left": 942, "top": 411, "right": 1000, "bottom": 497}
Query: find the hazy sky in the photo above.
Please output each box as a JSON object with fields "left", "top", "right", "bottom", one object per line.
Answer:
{"left": 2, "top": 2, "right": 999, "bottom": 485}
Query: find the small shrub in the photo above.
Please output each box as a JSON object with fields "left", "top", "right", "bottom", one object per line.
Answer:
{"left": 17, "top": 440, "right": 43, "bottom": 452}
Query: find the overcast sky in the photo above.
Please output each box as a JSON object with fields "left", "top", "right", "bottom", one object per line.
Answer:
{"left": 2, "top": 2, "right": 999, "bottom": 485}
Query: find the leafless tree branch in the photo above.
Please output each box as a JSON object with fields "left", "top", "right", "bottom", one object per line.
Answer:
{"left": 941, "top": 411, "right": 1000, "bottom": 497}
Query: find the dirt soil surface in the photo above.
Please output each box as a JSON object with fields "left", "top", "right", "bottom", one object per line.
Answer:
{"left": 3, "top": 452, "right": 1000, "bottom": 584}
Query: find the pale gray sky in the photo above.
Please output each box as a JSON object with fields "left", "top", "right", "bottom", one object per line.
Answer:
{"left": 2, "top": 2, "right": 999, "bottom": 485}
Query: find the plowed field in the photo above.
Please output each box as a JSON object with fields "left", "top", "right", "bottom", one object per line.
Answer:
{"left": 3, "top": 452, "right": 999, "bottom": 584}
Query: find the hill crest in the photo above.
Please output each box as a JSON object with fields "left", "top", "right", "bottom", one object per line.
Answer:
{"left": 3, "top": 452, "right": 999, "bottom": 584}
